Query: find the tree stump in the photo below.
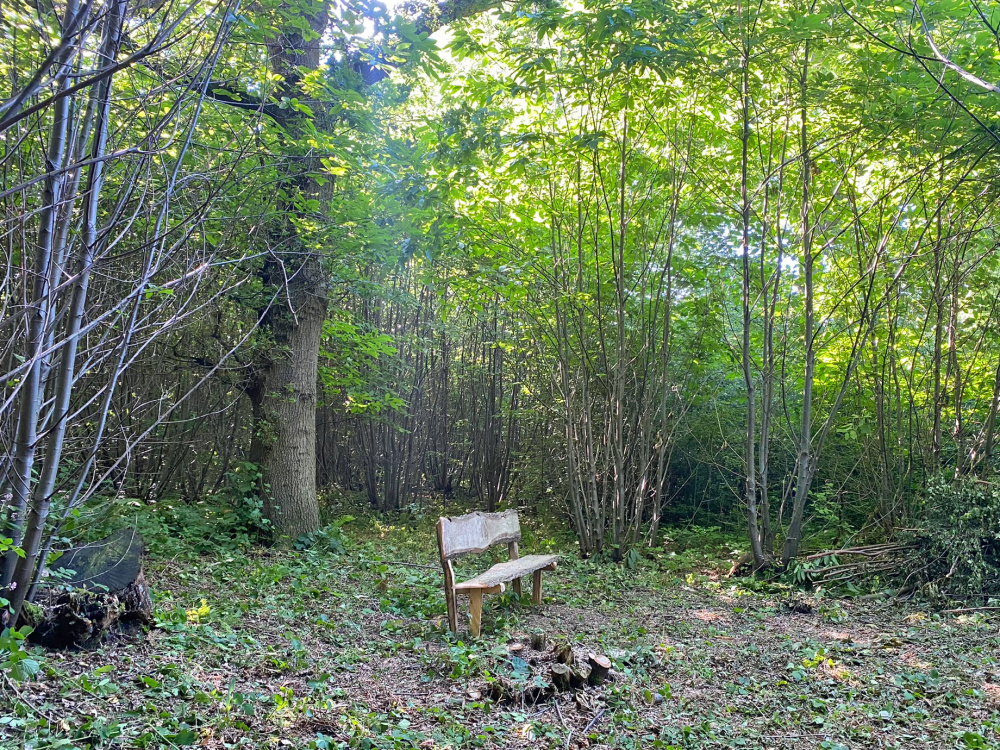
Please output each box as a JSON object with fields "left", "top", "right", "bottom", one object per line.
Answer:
{"left": 22, "top": 529, "right": 153, "bottom": 649}
{"left": 486, "top": 676, "right": 516, "bottom": 703}
{"left": 570, "top": 666, "right": 590, "bottom": 689}
{"left": 554, "top": 643, "right": 575, "bottom": 666}
{"left": 550, "top": 663, "right": 572, "bottom": 691}
{"left": 586, "top": 653, "right": 612, "bottom": 685}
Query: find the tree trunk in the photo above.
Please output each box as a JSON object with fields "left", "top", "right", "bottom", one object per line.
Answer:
{"left": 247, "top": 0, "right": 332, "bottom": 538}
{"left": 782, "top": 42, "right": 814, "bottom": 567}
{"left": 1, "top": 0, "right": 78, "bottom": 591}
{"left": 249, "top": 256, "right": 327, "bottom": 538}
{"left": 8, "top": 0, "right": 124, "bottom": 620}
{"left": 977, "top": 353, "right": 1000, "bottom": 476}
{"left": 740, "top": 47, "right": 766, "bottom": 568}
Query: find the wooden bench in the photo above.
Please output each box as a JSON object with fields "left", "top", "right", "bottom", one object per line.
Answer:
{"left": 435, "top": 510, "right": 558, "bottom": 637}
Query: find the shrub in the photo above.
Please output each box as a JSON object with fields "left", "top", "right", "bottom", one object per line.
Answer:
{"left": 221, "top": 461, "right": 273, "bottom": 544}
{"left": 919, "top": 476, "right": 1000, "bottom": 601}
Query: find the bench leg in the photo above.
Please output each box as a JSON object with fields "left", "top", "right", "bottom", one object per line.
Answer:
{"left": 512, "top": 578, "right": 522, "bottom": 598}
{"left": 445, "top": 587, "right": 458, "bottom": 633}
{"left": 532, "top": 570, "right": 543, "bottom": 605}
{"left": 469, "top": 590, "right": 484, "bottom": 637}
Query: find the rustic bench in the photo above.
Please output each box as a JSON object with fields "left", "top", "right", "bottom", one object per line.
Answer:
{"left": 436, "top": 510, "right": 558, "bottom": 637}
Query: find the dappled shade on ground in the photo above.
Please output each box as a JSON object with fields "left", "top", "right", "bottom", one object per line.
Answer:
{"left": 5, "top": 515, "right": 1000, "bottom": 749}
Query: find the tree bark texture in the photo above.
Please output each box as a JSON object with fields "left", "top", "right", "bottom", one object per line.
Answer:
{"left": 248, "top": 0, "right": 332, "bottom": 538}
{"left": 249, "top": 257, "right": 328, "bottom": 538}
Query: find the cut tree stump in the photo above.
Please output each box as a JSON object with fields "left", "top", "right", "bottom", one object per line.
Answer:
{"left": 586, "top": 653, "right": 612, "bottom": 685}
{"left": 22, "top": 529, "right": 153, "bottom": 649}
{"left": 530, "top": 631, "right": 547, "bottom": 650}
{"left": 550, "top": 663, "right": 572, "bottom": 691}
{"left": 486, "top": 676, "right": 547, "bottom": 705}
{"left": 554, "top": 643, "right": 575, "bottom": 666}
{"left": 785, "top": 598, "right": 813, "bottom": 615}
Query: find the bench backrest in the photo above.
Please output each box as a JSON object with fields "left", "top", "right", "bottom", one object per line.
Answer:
{"left": 436, "top": 510, "right": 521, "bottom": 561}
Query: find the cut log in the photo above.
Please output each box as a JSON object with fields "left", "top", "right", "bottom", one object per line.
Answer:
{"left": 550, "top": 663, "right": 572, "bottom": 691}
{"left": 530, "top": 631, "right": 547, "bottom": 650}
{"left": 586, "top": 653, "right": 611, "bottom": 686}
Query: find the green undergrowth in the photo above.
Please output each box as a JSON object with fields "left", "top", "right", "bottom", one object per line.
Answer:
{"left": 3, "top": 497, "right": 1000, "bottom": 749}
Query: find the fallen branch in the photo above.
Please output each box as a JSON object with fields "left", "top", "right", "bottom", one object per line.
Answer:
{"left": 583, "top": 708, "right": 607, "bottom": 734}
{"left": 806, "top": 543, "right": 915, "bottom": 561}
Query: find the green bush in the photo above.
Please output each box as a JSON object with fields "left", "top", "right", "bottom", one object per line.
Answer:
{"left": 293, "top": 516, "right": 352, "bottom": 554}
{"left": 221, "top": 461, "right": 273, "bottom": 544}
{"left": 920, "top": 476, "right": 1000, "bottom": 601}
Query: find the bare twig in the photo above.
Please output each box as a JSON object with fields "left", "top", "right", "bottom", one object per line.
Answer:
{"left": 583, "top": 708, "right": 607, "bottom": 734}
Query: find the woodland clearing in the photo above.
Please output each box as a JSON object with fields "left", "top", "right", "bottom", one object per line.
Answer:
{"left": 3, "top": 503, "right": 998, "bottom": 750}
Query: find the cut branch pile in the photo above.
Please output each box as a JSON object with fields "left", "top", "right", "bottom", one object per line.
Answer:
{"left": 804, "top": 542, "right": 921, "bottom": 587}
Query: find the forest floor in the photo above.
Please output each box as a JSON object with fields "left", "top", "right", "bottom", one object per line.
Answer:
{"left": 4, "top": 500, "right": 1000, "bottom": 750}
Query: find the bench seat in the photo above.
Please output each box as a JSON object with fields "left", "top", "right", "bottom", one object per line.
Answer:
{"left": 453, "top": 554, "right": 559, "bottom": 591}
